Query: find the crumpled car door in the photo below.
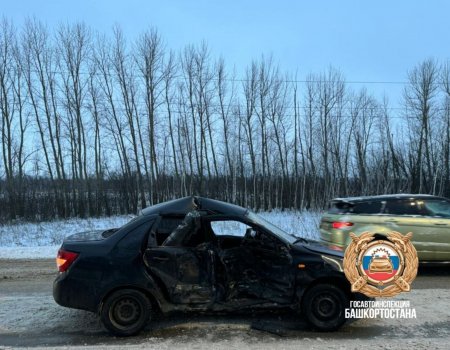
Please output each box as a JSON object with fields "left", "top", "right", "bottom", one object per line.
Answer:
{"left": 144, "top": 247, "right": 215, "bottom": 304}
{"left": 220, "top": 232, "right": 295, "bottom": 304}
{"left": 246, "top": 243, "right": 295, "bottom": 303}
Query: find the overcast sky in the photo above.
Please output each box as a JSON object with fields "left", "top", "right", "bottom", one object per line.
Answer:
{"left": 4, "top": 0, "right": 450, "bottom": 107}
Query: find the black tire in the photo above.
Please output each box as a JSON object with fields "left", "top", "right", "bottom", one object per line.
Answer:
{"left": 302, "top": 283, "right": 349, "bottom": 331}
{"left": 100, "top": 289, "right": 152, "bottom": 336}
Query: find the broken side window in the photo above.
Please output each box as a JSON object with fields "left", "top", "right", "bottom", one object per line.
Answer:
{"left": 162, "top": 210, "right": 204, "bottom": 247}
{"left": 151, "top": 216, "right": 183, "bottom": 245}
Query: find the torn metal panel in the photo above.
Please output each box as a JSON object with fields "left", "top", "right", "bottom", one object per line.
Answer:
{"left": 162, "top": 210, "right": 202, "bottom": 246}
{"left": 144, "top": 246, "right": 216, "bottom": 305}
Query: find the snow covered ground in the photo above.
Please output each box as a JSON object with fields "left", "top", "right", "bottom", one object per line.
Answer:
{"left": 0, "top": 210, "right": 322, "bottom": 259}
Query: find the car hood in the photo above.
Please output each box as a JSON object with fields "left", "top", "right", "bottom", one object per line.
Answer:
{"left": 300, "top": 241, "right": 345, "bottom": 272}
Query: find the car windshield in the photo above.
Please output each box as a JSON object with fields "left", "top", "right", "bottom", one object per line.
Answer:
{"left": 246, "top": 211, "right": 298, "bottom": 243}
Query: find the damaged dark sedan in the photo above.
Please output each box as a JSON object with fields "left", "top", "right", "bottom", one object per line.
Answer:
{"left": 54, "top": 196, "right": 363, "bottom": 336}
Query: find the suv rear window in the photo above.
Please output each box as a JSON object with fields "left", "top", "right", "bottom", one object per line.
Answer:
{"left": 328, "top": 201, "right": 381, "bottom": 214}
{"left": 328, "top": 202, "right": 353, "bottom": 214}
{"left": 353, "top": 201, "right": 382, "bottom": 214}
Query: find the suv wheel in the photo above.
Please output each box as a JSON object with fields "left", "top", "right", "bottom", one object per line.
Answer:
{"left": 302, "top": 283, "right": 348, "bottom": 331}
{"left": 101, "top": 289, "right": 152, "bottom": 336}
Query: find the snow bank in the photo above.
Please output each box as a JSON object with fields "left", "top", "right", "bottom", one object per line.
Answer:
{"left": 258, "top": 210, "right": 322, "bottom": 239}
{"left": 0, "top": 210, "right": 322, "bottom": 259}
{"left": 0, "top": 245, "right": 60, "bottom": 259}
{"left": 0, "top": 216, "right": 130, "bottom": 247}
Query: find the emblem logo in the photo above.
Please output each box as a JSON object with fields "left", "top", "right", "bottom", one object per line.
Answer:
{"left": 343, "top": 231, "right": 418, "bottom": 297}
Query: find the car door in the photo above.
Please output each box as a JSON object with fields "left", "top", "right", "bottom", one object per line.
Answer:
{"left": 143, "top": 215, "right": 216, "bottom": 304}
{"left": 208, "top": 217, "right": 295, "bottom": 304}
{"left": 241, "top": 228, "right": 295, "bottom": 303}
{"left": 144, "top": 246, "right": 215, "bottom": 304}
{"left": 383, "top": 199, "right": 448, "bottom": 260}
{"left": 420, "top": 199, "right": 450, "bottom": 260}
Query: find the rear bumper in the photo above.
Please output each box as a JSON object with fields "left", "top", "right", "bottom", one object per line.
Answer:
{"left": 320, "top": 228, "right": 351, "bottom": 247}
{"left": 53, "top": 273, "right": 99, "bottom": 312}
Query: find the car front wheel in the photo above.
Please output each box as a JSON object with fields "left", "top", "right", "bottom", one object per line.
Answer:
{"left": 302, "top": 283, "right": 348, "bottom": 331}
{"left": 100, "top": 289, "right": 152, "bottom": 336}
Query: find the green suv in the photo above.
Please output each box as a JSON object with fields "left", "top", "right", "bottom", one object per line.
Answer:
{"left": 320, "top": 194, "right": 450, "bottom": 262}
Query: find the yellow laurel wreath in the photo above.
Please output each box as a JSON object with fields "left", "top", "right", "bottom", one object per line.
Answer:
{"left": 343, "top": 231, "right": 418, "bottom": 298}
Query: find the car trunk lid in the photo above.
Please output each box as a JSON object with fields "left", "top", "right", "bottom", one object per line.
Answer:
{"left": 63, "top": 229, "right": 118, "bottom": 242}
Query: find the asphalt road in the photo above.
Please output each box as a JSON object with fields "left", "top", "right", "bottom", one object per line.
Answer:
{"left": 0, "top": 259, "right": 450, "bottom": 349}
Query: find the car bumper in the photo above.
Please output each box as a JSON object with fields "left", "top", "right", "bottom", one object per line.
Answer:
{"left": 319, "top": 232, "right": 346, "bottom": 252}
{"left": 320, "top": 228, "right": 352, "bottom": 247}
{"left": 53, "top": 273, "right": 99, "bottom": 312}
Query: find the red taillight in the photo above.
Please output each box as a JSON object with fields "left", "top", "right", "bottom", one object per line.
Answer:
{"left": 332, "top": 222, "right": 354, "bottom": 229}
{"left": 56, "top": 249, "right": 79, "bottom": 272}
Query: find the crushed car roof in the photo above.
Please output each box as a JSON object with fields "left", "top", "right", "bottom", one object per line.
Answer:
{"left": 140, "top": 196, "right": 248, "bottom": 216}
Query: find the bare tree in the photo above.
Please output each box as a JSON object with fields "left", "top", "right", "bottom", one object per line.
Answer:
{"left": 112, "top": 26, "right": 146, "bottom": 210}
{"left": 0, "top": 18, "right": 31, "bottom": 219}
{"left": 95, "top": 32, "right": 135, "bottom": 212}
{"left": 216, "top": 58, "right": 236, "bottom": 200}
{"left": 350, "top": 89, "right": 378, "bottom": 193}
{"left": 56, "top": 22, "right": 92, "bottom": 216}
{"left": 241, "top": 62, "right": 258, "bottom": 209}
{"left": 22, "top": 18, "right": 69, "bottom": 217}
{"left": 136, "top": 28, "right": 166, "bottom": 203}
{"left": 163, "top": 51, "right": 179, "bottom": 179}
{"left": 403, "top": 59, "right": 439, "bottom": 193}
{"left": 440, "top": 62, "right": 450, "bottom": 196}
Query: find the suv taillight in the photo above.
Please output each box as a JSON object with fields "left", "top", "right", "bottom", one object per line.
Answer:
{"left": 56, "top": 249, "right": 79, "bottom": 272}
{"left": 332, "top": 222, "right": 354, "bottom": 229}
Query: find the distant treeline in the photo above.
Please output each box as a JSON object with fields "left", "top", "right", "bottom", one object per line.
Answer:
{"left": 1, "top": 19, "right": 449, "bottom": 221}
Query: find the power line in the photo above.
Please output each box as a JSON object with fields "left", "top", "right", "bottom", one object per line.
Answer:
{"left": 20, "top": 68, "right": 432, "bottom": 86}
{"left": 4, "top": 97, "right": 447, "bottom": 120}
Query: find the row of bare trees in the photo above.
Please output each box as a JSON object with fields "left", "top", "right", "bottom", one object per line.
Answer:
{"left": 1, "top": 19, "right": 449, "bottom": 221}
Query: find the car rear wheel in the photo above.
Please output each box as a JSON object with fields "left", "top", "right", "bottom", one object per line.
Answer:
{"left": 302, "top": 283, "right": 348, "bottom": 331}
{"left": 100, "top": 289, "right": 152, "bottom": 336}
